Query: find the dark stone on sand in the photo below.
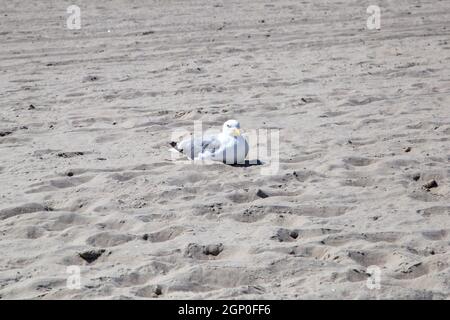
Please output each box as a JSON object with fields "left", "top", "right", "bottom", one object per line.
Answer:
{"left": 79, "top": 249, "right": 105, "bottom": 263}
{"left": 142, "top": 31, "right": 155, "bottom": 35}
{"left": 0, "top": 131, "right": 13, "bottom": 137}
{"left": 301, "top": 97, "right": 314, "bottom": 104}
{"left": 83, "top": 75, "right": 99, "bottom": 82}
{"left": 404, "top": 147, "right": 412, "bottom": 152}
{"left": 203, "top": 244, "right": 224, "bottom": 256}
{"left": 28, "top": 104, "right": 36, "bottom": 110}
{"left": 272, "top": 228, "right": 298, "bottom": 242}
{"left": 57, "top": 152, "right": 84, "bottom": 158}
{"left": 67, "top": 172, "right": 74, "bottom": 177}
{"left": 142, "top": 234, "right": 149, "bottom": 241}
{"left": 423, "top": 179, "right": 438, "bottom": 190}
{"left": 289, "top": 230, "right": 298, "bottom": 239}
{"left": 412, "top": 173, "right": 421, "bottom": 181}
{"left": 154, "top": 285, "right": 162, "bottom": 296}
{"left": 256, "top": 189, "right": 269, "bottom": 199}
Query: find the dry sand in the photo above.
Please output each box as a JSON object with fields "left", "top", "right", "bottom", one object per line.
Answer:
{"left": 0, "top": 0, "right": 449, "bottom": 299}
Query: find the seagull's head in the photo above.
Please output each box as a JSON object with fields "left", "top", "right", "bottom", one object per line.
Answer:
{"left": 222, "top": 119, "right": 241, "bottom": 137}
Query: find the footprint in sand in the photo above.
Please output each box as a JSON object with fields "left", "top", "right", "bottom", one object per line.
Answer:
{"left": 0, "top": 203, "right": 53, "bottom": 221}
{"left": 86, "top": 232, "right": 135, "bottom": 247}
{"left": 142, "top": 226, "right": 185, "bottom": 243}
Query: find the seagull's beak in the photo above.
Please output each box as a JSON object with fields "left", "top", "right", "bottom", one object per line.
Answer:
{"left": 232, "top": 128, "right": 241, "bottom": 136}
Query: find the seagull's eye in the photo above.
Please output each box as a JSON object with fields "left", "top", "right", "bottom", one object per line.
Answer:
{"left": 227, "top": 124, "right": 231, "bottom": 128}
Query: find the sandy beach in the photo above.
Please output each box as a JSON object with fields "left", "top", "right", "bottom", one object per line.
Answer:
{"left": 0, "top": 0, "right": 449, "bottom": 299}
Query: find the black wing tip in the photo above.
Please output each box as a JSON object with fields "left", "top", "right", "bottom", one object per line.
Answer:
{"left": 170, "top": 141, "right": 183, "bottom": 153}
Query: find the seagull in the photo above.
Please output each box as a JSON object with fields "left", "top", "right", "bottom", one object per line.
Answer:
{"left": 170, "top": 120, "right": 249, "bottom": 164}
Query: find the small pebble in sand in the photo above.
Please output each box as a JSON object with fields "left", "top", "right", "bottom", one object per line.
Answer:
{"left": 422, "top": 179, "right": 438, "bottom": 190}
{"left": 28, "top": 104, "right": 35, "bottom": 110}
{"left": 154, "top": 285, "right": 162, "bottom": 296}
{"left": 289, "top": 230, "right": 299, "bottom": 239}
{"left": 301, "top": 97, "right": 308, "bottom": 103}
{"left": 0, "top": 131, "right": 13, "bottom": 137}
{"left": 203, "top": 244, "right": 224, "bottom": 256}
{"left": 67, "top": 172, "right": 74, "bottom": 177}
{"left": 78, "top": 249, "right": 105, "bottom": 263}
{"left": 412, "top": 173, "right": 421, "bottom": 181}
{"left": 83, "top": 75, "right": 99, "bottom": 82}
{"left": 272, "top": 228, "right": 299, "bottom": 242}
{"left": 256, "top": 189, "right": 269, "bottom": 198}
{"left": 57, "top": 152, "right": 84, "bottom": 158}
{"left": 404, "top": 147, "right": 412, "bottom": 152}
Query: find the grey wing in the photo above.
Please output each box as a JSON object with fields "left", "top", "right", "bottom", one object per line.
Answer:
{"left": 178, "top": 135, "right": 222, "bottom": 159}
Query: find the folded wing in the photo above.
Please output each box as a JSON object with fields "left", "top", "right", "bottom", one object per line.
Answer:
{"left": 177, "top": 135, "right": 223, "bottom": 159}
